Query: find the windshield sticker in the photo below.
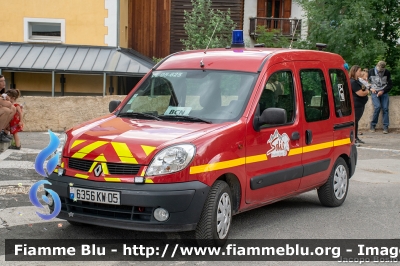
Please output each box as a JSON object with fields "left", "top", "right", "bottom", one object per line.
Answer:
{"left": 153, "top": 72, "right": 183, "bottom": 78}
{"left": 267, "top": 129, "right": 290, "bottom": 157}
{"left": 164, "top": 106, "right": 192, "bottom": 116}
{"left": 337, "top": 84, "right": 345, "bottom": 102}
{"left": 127, "top": 109, "right": 133, "bottom": 113}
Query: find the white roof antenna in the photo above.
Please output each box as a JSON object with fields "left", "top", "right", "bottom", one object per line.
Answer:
{"left": 289, "top": 19, "right": 300, "bottom": 49}
{"left": 200, "top": 22, "right": 219, "bottom": 68}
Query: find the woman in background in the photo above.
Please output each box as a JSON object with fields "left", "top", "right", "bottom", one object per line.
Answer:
{"left": 350, "top": 65, "right": 369, "bottom": 145}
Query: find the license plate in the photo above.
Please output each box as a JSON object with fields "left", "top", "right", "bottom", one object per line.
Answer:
{"left": 70, "top": 187, "right": 120, "bottom": 205}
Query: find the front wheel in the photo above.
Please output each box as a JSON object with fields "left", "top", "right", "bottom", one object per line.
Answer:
{"left": 195, "top": 180, "right": 232, "bottom": 247}
{"left": 317, "top": 157, "right": 349, "bottom": 207}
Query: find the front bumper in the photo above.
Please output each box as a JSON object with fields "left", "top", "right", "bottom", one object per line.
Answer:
{"left": 45, "top": 173, "right": 210, "bottom": 232}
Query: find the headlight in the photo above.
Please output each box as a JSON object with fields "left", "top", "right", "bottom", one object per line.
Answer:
{"left": 146, "top": 144, "right": 196, "bottom": 176}
{"left": 55, "top": 132, "right": 67, "bottom": 165}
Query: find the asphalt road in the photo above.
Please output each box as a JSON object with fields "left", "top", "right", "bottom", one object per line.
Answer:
{"left": 0, "top": 130, "right": 399, "bottom": 266}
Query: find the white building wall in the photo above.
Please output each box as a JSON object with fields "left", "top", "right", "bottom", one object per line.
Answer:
{"left": 291, "top": 1, "right": 308, "bottom": 39}
{"left": 243, "top": 0, "right": 257, "bottom": 47}
{"left": 105, "top": 0, "right": 118, "bottom": 46}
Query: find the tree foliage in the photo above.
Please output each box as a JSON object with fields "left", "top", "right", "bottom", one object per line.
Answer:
{"left": 181, "top": 0, "right": 236, "bottom": 50}
{"left": 255, "top": 26, "right": 290, "bottom": 48}
{"left": 294, "top": 0, "right": 400, "bottom": 95}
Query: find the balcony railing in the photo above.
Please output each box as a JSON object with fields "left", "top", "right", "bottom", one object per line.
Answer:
{"left": 249, "top": 17, "right": 302, "bottom": 40}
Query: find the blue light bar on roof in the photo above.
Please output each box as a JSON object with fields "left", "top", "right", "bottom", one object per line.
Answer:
{"left": 231, "top": 30, "right": 244, "bottom": 48}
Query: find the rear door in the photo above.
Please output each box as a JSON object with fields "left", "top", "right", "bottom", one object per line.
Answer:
{"left": 295, "top": 61, "right": 334, "bottom": 190}
{"left": 245, "top": 62, "right": 303, "bottom": 203}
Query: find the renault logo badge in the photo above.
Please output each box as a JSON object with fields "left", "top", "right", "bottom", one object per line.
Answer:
{"left": 94, "top": 164, "right": 103, "bottom": 177}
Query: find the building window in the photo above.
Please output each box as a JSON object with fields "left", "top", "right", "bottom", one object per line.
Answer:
{"left": 24, "top": 18, "right": 65, "bottom": 43}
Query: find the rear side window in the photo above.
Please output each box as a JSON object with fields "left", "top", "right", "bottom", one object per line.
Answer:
{"left": 300, "top": 69, "right": 330, "bottom": 122}
{"left": 329, "top": 69, "right": 352, "bottom": 117}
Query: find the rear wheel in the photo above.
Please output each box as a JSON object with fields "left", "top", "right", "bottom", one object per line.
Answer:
{"left": 318, "top": 157, "right": 349, "bottom": 207}
{"left": 195, "top": 180, "right": 232, "bottom": 247}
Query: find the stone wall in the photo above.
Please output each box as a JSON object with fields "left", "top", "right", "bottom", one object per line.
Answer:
{"left": 359, "top": 96, "right": 400, "bottom": 130}
{"left": 19, "top": 96, "right": 126, "bottom": 132}
{"left": 16, "top": 95, "right": 400, "bottom": 132}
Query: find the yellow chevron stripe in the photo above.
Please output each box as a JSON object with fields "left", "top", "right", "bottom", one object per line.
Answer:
{"left": 95, "top": 154, "right": 107, "bottom": 162}
{"left": 88, "top": 162, "right": 97, "bottom": 173}
{"left": 75, "top": 174, "right": 89, "bottom": 179}
{"left": 101, "top": 163, "right": 109, "bottom": 175}
{"left": 104, "top": 177, "right": 121, "bottom": 182}
{"left": 141, "top": 145, "right": 156, "bottom": 156}
{"left": 145, "top": 178, "right": 154, "bottom": 183}
{"left": 71, "top": 141, "right": 108, "bottom": 158}
{"left": 190, "top": 158, "right": 245, "bottom": 174}
{"left": 246, "top": 154, "right": 268, "bottom": 164}
{"left": 111, "top": 142, "right": 138, "bottom": 164}
{"left": 71, "top": 140, "right": 86, "bottom": 149}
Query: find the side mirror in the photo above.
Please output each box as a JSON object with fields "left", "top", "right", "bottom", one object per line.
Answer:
{"left": 254, "top": 107, "right": 287, "bottom": 131}
{"left": 109, "top": 100, "right": 121, "bottom": 113}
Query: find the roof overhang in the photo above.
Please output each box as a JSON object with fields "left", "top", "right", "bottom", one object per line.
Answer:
{"left": 0, "top": 42, "right": 155, "bottom": 76}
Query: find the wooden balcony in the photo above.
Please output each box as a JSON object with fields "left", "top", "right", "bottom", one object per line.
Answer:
{"left": 249, "top": 17, "right": 302, "bottom": 39}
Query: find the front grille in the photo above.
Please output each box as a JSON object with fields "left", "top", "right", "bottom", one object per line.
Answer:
{"left": 107, "top": 162, "right": 141, "bottom": 175}
{"left": 68, "top": 158, "right": 141, "bottom": 175}
{"left": 60, "top": 197, "right": 153, "bottom": 222}
{"left": 69, "top": 158, "right": 92, "bottom": 172}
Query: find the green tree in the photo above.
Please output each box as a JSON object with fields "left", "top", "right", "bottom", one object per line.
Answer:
{"left": 255, "top": 26, "right": 290, "bottom": 48}
{"left": 181, "top": 0, "right": 236, "bottom": 50}
{"left": 294, "top": 0, "right": 400, "bottom": 95}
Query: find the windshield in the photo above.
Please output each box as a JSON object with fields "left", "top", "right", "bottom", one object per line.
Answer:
{"left": 119, "top": 70, "right": 257, "bottom": 123}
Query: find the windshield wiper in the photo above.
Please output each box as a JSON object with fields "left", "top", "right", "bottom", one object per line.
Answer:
{"left": 159, "top": 115, "right": 211, "bottom": 124}
{"left": 118, "top": 112, "right": 162, "bottom": 121}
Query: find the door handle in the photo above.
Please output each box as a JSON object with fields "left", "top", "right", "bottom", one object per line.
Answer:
{"left": 305, "top": 130, "right": 313, "bottom": 145}
{"left": 291, "top": 131, "right": 300, "bottom": 140}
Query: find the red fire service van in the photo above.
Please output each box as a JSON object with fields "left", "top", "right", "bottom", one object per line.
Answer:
{"left": 46, "top": 33, "right": 357, "bottom": 246}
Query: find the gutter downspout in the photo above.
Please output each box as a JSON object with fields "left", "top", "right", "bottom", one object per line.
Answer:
{"left": 10, "top": 72, "right": 15, "bottom": 89}
{"left": 103, "top": 73, "right": 107, "bottom": 96}
{"left": 60, "top": 74, "right": 65, "bottom": 96}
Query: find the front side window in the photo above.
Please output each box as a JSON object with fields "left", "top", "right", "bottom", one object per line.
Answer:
{"left": 300, "top": 69, "right": 330, "bottom": 122}
{"left": 329, "top": 69, "right": 352, "bottom": 117}
{"left": 119, "top": 70, "right": 257, "bottom": 123}
{"left": 258, "top": 70, "right": 295, "bottom": 124}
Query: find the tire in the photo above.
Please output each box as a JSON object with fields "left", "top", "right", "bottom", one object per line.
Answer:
{"left": 318, "top": 157, "right": 349, "bottom": 207}
{"left": 195, "top": 180, "right": 232, "bottom": 247}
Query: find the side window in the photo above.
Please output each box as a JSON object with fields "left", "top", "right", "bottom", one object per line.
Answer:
{"left": 329, "top": 69, "right": 352, "bottom": 117}
{"left": 258, "top": 71, "right": 295, "bottom": 123}
{"left": 300, "top": 69, "right": 330, "bottom": 122}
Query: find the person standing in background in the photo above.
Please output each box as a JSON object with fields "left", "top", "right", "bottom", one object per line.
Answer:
{"left": 368, "top": 61, "right": 392, "bottom": 134}
{"left": 350, "top": 65, "right": 369, "bottom": 145}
